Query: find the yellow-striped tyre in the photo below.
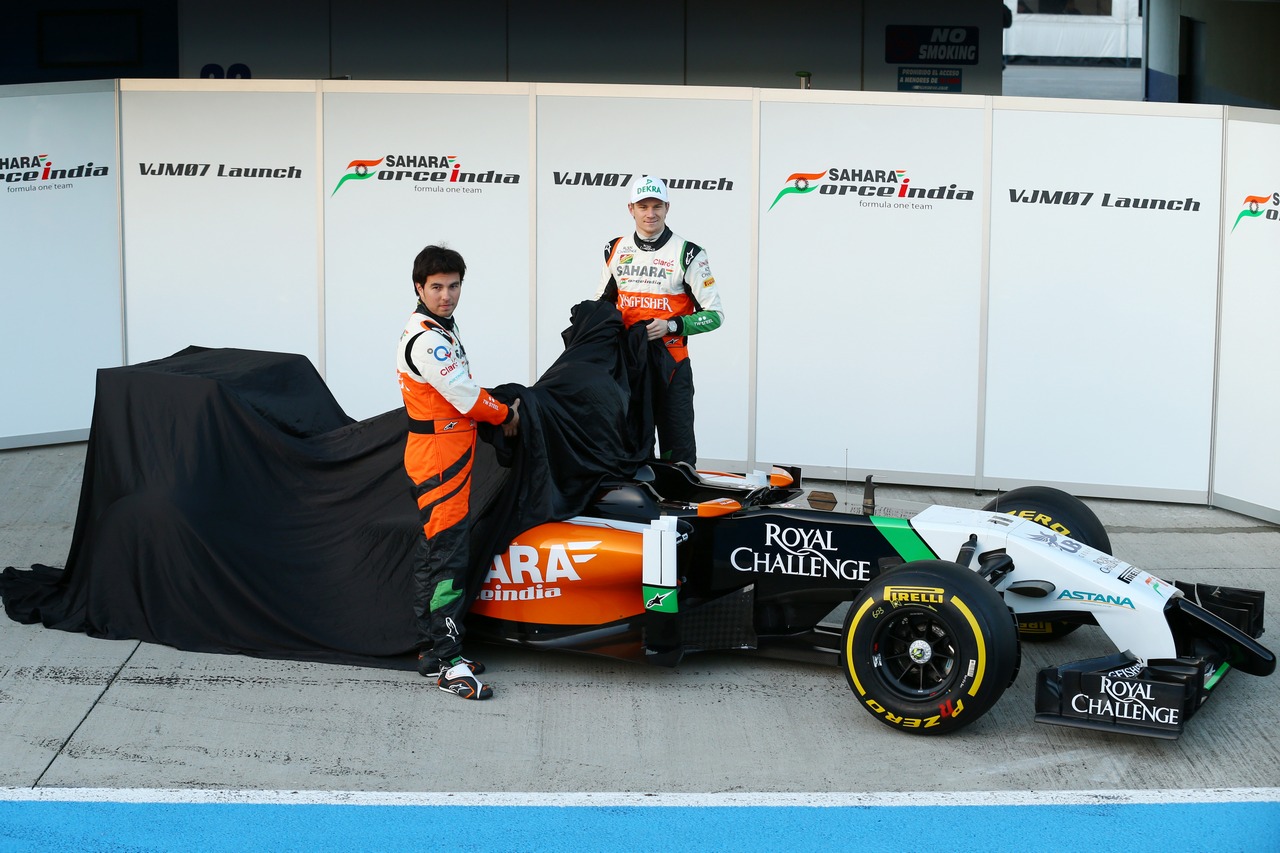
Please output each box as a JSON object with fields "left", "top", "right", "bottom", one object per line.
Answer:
{"left": 841, "top": 560, "right": 1019, "bottom": 735}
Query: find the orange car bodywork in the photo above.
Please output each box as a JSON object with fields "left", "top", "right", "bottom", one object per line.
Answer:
{"left": 470, "top": 468, "right": 793, "bottom": 625}
{"left": 471, "top": 520, "right": 647, "bottom": 626}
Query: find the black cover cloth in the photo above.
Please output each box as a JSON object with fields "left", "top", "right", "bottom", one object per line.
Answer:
{"left": 1, "top": 300, "right": 647, "bottom": 666}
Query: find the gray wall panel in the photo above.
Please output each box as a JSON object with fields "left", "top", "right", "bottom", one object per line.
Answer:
{"left": 508, "top": 1, "right": 685, "bottom": 84}
{"left": 330, "top": 1, "right": 508, "bottom": 82}
{"left": 685, "top": 1, "right": 864, "bottom": 90}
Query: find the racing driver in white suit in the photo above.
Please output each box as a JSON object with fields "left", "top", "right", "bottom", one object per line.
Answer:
{"left": 594, "top": 175, "right": 724, "bottom": 466}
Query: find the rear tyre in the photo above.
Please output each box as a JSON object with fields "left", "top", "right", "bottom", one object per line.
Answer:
{"left": 841, "top": 560, "right": 1019, "bottom": 735}
{"left": 982, "top": 485, "right": 1111, "bottom": 641}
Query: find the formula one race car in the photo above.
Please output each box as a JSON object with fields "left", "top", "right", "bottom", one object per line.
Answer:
{"left": 468, "top": 461, "right": 1275, "bottom": 739}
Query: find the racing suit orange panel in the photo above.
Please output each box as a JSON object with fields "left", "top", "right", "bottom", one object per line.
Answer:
{"left": 397, "top": 311, "right": 508, "bottom": 533}
{"left": 396, "top": 306, "right": 509, "bottom": 657}
{"left": 596, "top": 226, "right": 724, "bottom": 363}
{"left": 596, "top": 226, "right": 722, "bottom": 465}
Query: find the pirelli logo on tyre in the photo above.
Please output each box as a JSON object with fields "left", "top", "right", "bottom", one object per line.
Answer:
{"left": 883, "top": 585, "right": 945, "bottom": 605}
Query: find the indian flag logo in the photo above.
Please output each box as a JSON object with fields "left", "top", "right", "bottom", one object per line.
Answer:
{"left": 1231, "top": 193, "right": 1272, "bottom": 232}
{"left": 331, "top": 157, "right": 384, "bottom": 195}
{"left": 768, "top": 170, "right": 827, "bottom": 210}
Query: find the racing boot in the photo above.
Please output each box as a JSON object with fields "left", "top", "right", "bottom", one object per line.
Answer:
{"left": 438, "top": 660, "right": 493, "bottom": 700}
{"left": 417, "top": 653, "right": 486, "bottom": 679}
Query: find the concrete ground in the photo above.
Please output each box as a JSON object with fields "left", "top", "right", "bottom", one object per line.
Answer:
{"left": 2, "top": 441, "right": 1278, "bottom": 795}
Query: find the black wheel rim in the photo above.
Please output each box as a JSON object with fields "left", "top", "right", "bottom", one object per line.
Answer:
{"left": 871, "top": 608, "right": 959, "bottom": 700}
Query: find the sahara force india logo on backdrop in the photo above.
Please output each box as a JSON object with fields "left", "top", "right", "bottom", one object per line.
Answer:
{"left": 2, "top": 152, "right": 110, "bottom": 194}
{"left": 330, "top": 153, "right": 521, "bottom": 196}
{"left": 768, "top": 167, "right": 975, "bottom": 211}
{"left": 1231, "top": 191, "right": 1280, "bottom": 232}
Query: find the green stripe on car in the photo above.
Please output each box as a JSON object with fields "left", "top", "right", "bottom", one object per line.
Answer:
{"left": 870, "top": 516, "right": 936, "bottom": 562}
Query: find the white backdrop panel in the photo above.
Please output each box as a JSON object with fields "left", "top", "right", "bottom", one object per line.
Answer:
{"left": 0, "top": 84, "right": 121, "bottom": 445}
{"left": 120, "top": 88, "right": 320, "bottom": 367}
{"left": 323, "top": 91, "right": 531, "bottom": 421}
{"left": 757, "top": 98, "right": 987, "bottom": 477}
{"left": 985, "top": 108, "right": 1221, "bottom": 494}
{"left": 535, "top": 93, "right": 753, "bottom": 463}
{"left": 1214, "top": 116, "right": 1280, "bottom": 517}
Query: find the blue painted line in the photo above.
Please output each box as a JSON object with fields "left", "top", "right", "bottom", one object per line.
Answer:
{"left": 0, "top": 799, "right": 1277, "bottom": 853}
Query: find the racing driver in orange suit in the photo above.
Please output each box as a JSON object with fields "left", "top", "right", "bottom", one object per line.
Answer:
{"left": 397, "top": 244, "right": 519, "bottom": 701}
{"left": 595, "top": 175, "right": 724, "bottom": 466}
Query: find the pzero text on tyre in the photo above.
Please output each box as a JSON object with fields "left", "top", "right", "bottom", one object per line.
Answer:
{"left": 841, "top": 560, "right": 1019, "bottom": 735}
{"left": 982, "top": 485, "right": 1111, "bottom": 553}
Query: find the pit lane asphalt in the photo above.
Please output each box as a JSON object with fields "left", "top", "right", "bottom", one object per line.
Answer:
{"left": 2, "top": 442, "right": 1278, "bottom": 796}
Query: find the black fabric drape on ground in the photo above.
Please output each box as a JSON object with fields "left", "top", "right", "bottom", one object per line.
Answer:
{"left": 1, "top": 300, "right": 649, "bottom": 666}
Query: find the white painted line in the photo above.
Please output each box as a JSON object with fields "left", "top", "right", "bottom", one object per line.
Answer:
{"left": 1, "top": 787, "right": 1277, "bottom": 807}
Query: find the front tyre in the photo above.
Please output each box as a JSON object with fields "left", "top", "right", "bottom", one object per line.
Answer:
{"left": 982, "top": 486, "right": 1111, "bottom": 641}
{"left": 841, "top": 561, "right": 1019, "bottom": 735}
{"left": 981, "top": 485, "right": 1111, "bottom": 553}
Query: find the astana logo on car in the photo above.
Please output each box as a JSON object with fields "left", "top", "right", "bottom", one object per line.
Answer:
{"left": 1056, "top": 589, "right": 1135, "bottom": 609}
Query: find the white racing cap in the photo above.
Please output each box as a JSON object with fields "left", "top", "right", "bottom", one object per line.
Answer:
{"left": 628, "top": 175, "right": 668, "bottom": 203}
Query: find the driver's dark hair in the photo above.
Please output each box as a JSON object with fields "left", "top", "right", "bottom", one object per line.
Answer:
{"left": 412, "top": 244, "right": 466, "bottom": 291}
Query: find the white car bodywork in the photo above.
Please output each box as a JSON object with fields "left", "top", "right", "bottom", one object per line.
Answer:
{"left": 909, "top": 505, "right": 1180, "bottom": 660}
